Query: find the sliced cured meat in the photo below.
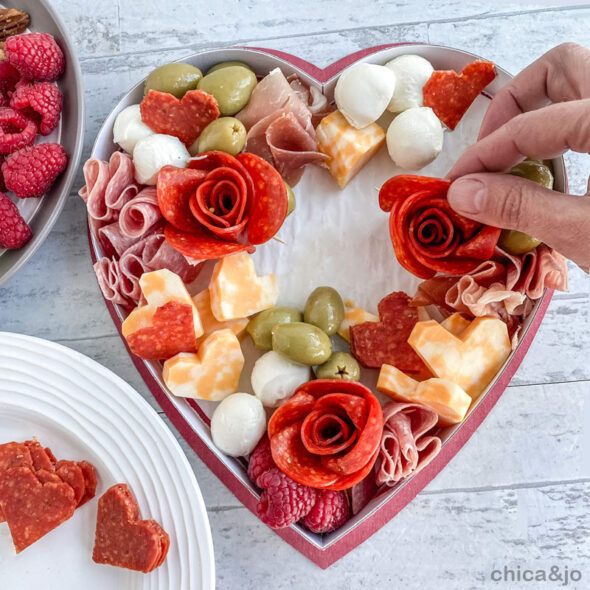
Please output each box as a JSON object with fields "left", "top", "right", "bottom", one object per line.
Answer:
{"left": 93, "top": 483, "right": 169, "bottom": 573}
{"left": 24, "top": 440, "right": 55, "bottom": 471}
{"left": 118, "top": 186, "right": 161, "bottom": 238}
{"left": 350, "top": 291, "right": 426, "bottom": 372}
{"left": 268, "top": 380, "right": 383, "bottom": 491}
{"left": 0, "top": 466, "right": 76, "bottom": 553}
{"left": 0, "top": 442, "right": 32, "bottom": 472}
{"left": 288, "top": 74, "right": 334, "bottom": 126}
{"left": 376, "top": 402, "right": 441, "bottom": 486}
{"left": 55, "top": 460, "right": 86, "bottom": 506}
{"left": 423, "top": 61, "right": 496, "bottom": 130}
{"left": 140, "top": 89, "right": 219, "bottom": 146}
{"left": 164, "top": 224, "right": 253, "bottom": 260}
{"left": 77, "top": 460, "right": 97, "bottom": 506}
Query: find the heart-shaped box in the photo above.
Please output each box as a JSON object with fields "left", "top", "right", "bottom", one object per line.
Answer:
{"left": 87, "top": 44, "right": 566, "bottom": 569}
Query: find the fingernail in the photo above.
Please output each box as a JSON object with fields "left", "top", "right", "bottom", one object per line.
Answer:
{"left": 448, "top": 179, "right": 486, "bottom": 215}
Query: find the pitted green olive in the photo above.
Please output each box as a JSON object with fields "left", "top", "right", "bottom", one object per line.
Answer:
{"left": 144, "top": 63, "right": 202, "bottom": 98}
{"left": 285, "top": 183, "right": 296, "bottom": 216}
{"left": 315, "top": 352, "right": 360, "bottom": 381}
{"left": 197, "top": 117, "right": 246, "bottom": 156}
{"left": 303, "top": 287, "right": 345, "bottom": 336}
{"left": 207, "top": 61, "right": 254, "bottom": 74}
{"left": 271, "top": 322, "right": 332, "bottom": 366}
{"left": 197, "top": 66, "right": 257, "bottom": 116}
{"left": 498, "top": 230, "right": 542, "bottom": 255}
{"left": 509, "top": 159, "right": 554, "bottom": 189}
{"left": 247, "top": 307, "right": 302, "bottom": 351}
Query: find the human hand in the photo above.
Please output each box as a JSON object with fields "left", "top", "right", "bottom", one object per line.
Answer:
{"left": 447, "top": 43, "right": 590, "bottom": 271}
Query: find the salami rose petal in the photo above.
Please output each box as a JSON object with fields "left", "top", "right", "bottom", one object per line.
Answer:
{"left": 379, "top": 175, "right": 450, "bottom": 213}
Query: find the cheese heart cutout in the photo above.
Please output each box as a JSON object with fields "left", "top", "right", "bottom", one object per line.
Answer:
{"left": 377, "top": 364, "right": 471, "bottom": 426}
{"left": 163, "top": 329, "right": 245, "bottom": 401}
{"left": 193, "top": 289, "right": 248, "bottom": 346}
{"left": 209, "top": 252, "right": 279, "bottom": 321}
{"left": 408, "top": 316, "right": 511, "bottom": 398}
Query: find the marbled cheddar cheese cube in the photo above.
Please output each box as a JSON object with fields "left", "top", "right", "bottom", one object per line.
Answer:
{"left": 193, "top": 289, "right": 248, "bottom": 345}
{"left": 337, "top": 307, "right": 379, "bottom": 343}
{"left": 377, "top": 364, "right": 471, "bottom": 426}
{"left": 121, "top": 305, "right": 156, "bottom": 338}
{"left": 408, "top": 317, "right": 511, "bottom": 399}
{"left": 162, "top": 329, "right": 244, "bottom": 401}
{"left": 209, "top": 252, "right": 279, "bottom": 321}
{"left": 316, "top": 110, "right": 385, "bottom": 188}
{"left": 139, "top": 269, "right": 203, "bottom": 337}
{"left": 441, "top": 313, "right": 471, "bottom": 337}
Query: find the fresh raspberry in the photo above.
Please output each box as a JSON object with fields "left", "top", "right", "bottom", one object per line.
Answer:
{"left": 0, "top": 107, "right": 37, "bottom": 154}
{"left": 0, "top": 60, "right": 21, "bottom": 94}
{"left": 0, "top": 192, "right": 32, "bottom": 248}
{"left": 2, "top": 143, "right": 67, "bottom": 199}
{"left": 256, "top": 468, "right": 317, "bottom": 529}
{"left": 0, "top": 93, "right": 8, "bottom": 108}
{"left": 5, "top": 33, "right": 65, "bottom": 82}
{"left": 0, "top": 155, "right": 5, "bottom": 192}
{"left": 302, "top": 489, "right": 350, "bottom": 534}
{"left": 10, "top": 82, "right": 62, "bottom": 135}
{"left": 247, "top": 435, "right": 276, "bottom": 487}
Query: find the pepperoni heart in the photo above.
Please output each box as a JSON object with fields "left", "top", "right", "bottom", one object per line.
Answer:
{"left": 423, "top": 61, "right": 496, "bottom": 130}
{"left": 93, "top": 483, "right": 169, "bottom": 573}
{"left": 140, "top": 89, "right": 219, "bottom": 146}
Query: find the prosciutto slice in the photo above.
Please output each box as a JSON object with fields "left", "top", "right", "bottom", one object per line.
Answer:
{"left": 376, "top": 402, "right": 441, "bottom": 487}
{"left": 288, "top": 74, "right": 334, "bottom": 126}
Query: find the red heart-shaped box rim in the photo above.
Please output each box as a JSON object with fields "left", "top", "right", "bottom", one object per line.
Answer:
{"left": 88, "top": 44, "right": 562, "bottom": 569}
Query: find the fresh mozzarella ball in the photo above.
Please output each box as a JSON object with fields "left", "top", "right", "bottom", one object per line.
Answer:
{"left": 251, "top": 351, "right": 310, "bottom": 408}
{"left": 385, "top": 55, "right": 434, "bottom": 113}
{"left": 113, "top": 104, "right": 155, "bottom": 154}
{"left": 334, "top": 63, "right": 396, "bottom": 128}
{"left": 133, "top": 134, "right": 190, "bottom": 185}
{"left": 386, "top": 107, "right": 443, "bottom": 170}
{"left": 211, "top": 393, "right": 266, "bottom": 457}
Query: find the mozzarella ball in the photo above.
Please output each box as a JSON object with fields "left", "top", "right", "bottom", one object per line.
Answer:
{"left": 133, "top": 134, "right": 190, "bottom": 185}
{"left": 251, "top": 351, "right": 310, "bottom": 408}
{"left": 385, "top": 55, "right": 434, "bottom": 113}
{"left": 386, "top": 107, "right": 443, "bottom": 170}
{"left": 334, "top": 63, "right": 396, "bottom": 128}
{"left": 113, "top": 104, "right": 155, "bottom": 154}
{"left": 211, "top": 393, "right": 266, "bottom": 457}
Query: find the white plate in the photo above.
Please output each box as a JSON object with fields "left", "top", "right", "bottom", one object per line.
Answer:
{"left": 0, "top": 332, "right": 215, "bottom": 589}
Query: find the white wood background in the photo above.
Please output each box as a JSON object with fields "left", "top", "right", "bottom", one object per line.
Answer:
{"left": 2, "top": 1, "right": 590, "bottom": 588}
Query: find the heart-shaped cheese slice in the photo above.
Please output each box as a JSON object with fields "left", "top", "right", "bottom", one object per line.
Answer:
{"left": 337, "top": 306, "right": 379, "bottom": 343}
{"left": 162, "top": 329, "right": 244, "bottom": 400}
{"left": 408, "top": 316, "right": 511, "bottom": 398}
{"left": 209, "top": 252, "right": 279, "bottom": 321}
{"left": 377, "top": 364, "right": 471, "bottom": 426}
{"left": 440, "top": 312, "right": 471, "bottom": 337}
{"left": 192, "top": 289, "right": 248, "bottom": 346}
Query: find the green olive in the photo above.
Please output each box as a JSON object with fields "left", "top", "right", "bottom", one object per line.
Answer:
{"left": 303, "top": 287, "right": 345, "bottom": 336}
{"left": 316, "top": 352, "right": 360, "bottom": 381}
{"left": 498, "top": 229, "right": 542, "bottom": 255}
{"left": 272, "top": 322, "right": 332, "bottom": 366}
{"left": 197, "top": 66, "right": 257, "bottom": 116}
{"left": 509, "top": 159, "right": 554, "bottom": 189}
{"left": 207, "top": 61, "right": 254, "bottom": 74}
{"left": 144, "top": 63, "right": 202, "bottom": 98}
{"left": 197, "top": 117, "right": 246, "bottom": 156}
{"left": 285, "top": 183, "right": 296, "bottom": 216}
{"left": 247, "top": 307, "right": 302, "bottom": 351}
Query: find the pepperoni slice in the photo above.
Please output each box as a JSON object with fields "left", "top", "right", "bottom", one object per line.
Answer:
{"left": 237, "top": 152, "right": 288, "bottom": 245}
{"left": 140, "top": 89, "right": 219, "bottom": 146}
{"left": 77, "top": 460, "right": 98, "bottom": 506}
{"left": 379, "top": 175, "right": 450, "bottom": 213}
{"left": 125, "top": 300, "right": 198, "bottom": 360}
{"left": 423, "top": 61, "right": 496, "bottom": 130}
{"left": 56, "top": 460, "right": 86, "bottom": 506}
{"left": 24, "top": 440, "right": 54, "bottom": 471}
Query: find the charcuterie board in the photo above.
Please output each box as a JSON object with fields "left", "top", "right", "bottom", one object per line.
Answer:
{"left": 83, "top": 44, "right": 566, "bottom": 568}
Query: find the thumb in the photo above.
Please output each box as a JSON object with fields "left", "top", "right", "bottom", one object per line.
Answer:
{"left": 447, "top": 173, "right": 590, "bottom": 269}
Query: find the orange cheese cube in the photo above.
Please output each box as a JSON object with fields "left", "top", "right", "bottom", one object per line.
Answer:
{"left": 377, "top": 364, "right": 419, "bottom": 398}
{"left": 193, "top": 289, "right": 248, "bottom": 345}
{"left": 209, "top": 252, "right": 279, "bottom": 321}
{"left": 121, "top": 305, "right": 156, "bottom": 339}
{"left": 408, "top": 317, "right": 511, "bottom": 399}
{"left": 316, "top": 110, "right": 385, "bottom": 188}
{"left": 162, "top": 329, "right": 244, "bottom": 401}
{"left": 337, "top": 307, "right": 379, "bottom": 343}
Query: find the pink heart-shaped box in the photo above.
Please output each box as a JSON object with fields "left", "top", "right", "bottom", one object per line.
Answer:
{"left": 88, "top": 44, "right": 565, "bottom": 569}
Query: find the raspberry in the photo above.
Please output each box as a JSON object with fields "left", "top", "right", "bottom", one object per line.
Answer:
{"left": 0, "top": 93, "right": 8, "bottom": 108}
{"left": 0, "top": 155, "right": 5, "bottom": 192}
{"left": 0, "top": 192, "right": 32, "bottom": 249}
{"left": 0, "top": 60, "right": 21, "bottom": 94}
{"left": 256, "top": 468, "right": 317, "bottom": 529}
{"left": 2, "top": 143, "right": 67, "bottom": 199}
{"left": 5, "top": 33, "right": 65, "bottom": 82}
{"left": 302, "top": 489, "right": 350, "bottom": 534}
{"left": 0, "top": 107, "right": 37, "bottom": 154}
{"left": 247, "top": 435, "right": 276, "bottom": 487}
{"left": 10, "top": 82, "right": 62, "bottom": 135}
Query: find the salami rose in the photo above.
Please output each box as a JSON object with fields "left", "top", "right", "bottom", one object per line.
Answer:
{"left": 380, "top": 175, "right": 501, "bottom": 279}
{"left": 158, "top": 151, "right": 288, "bottom": 260}
{"left": 268, "top": 380, "right": 383, "bottom": 491}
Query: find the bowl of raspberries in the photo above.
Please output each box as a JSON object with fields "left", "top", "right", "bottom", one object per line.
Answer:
{"left": 0, "top": 0, "right": 84, "bottom": 285}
